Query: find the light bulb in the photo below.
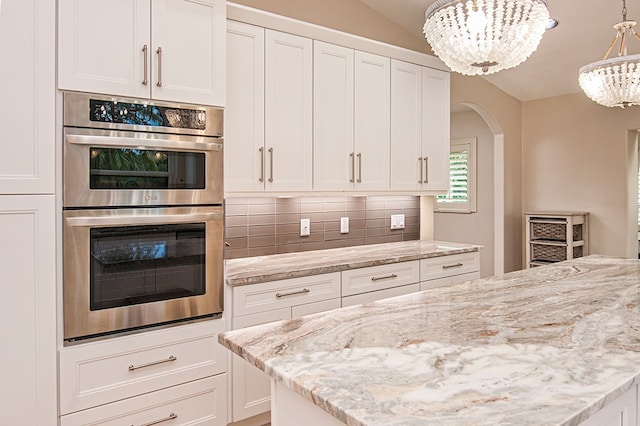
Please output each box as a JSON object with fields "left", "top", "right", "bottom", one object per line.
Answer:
{"left": 467, "top": 8, "right": 488, "bottom": 35}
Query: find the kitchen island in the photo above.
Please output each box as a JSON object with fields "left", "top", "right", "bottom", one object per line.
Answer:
{"left": 219, "top": 255, "right": 640, "bottom": 425}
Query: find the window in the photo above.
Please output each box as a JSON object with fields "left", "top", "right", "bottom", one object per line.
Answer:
{"left": 436, "top": 137, "right": 477, "bottom": 213}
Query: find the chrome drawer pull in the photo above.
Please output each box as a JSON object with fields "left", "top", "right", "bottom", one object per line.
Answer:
{"left": 442, "top": 262, "right": 464, "bottom": 269}
{"left": 275, "top": 288, "right": 310, "bottom": 298}
{"left": 133, "top": 413, "right": 177, "bottom": 426}
{"left": 128, "top": 355, "right": 177, "bottom": 371}
{"left": 371, "top": 273, "right": 398, "bottom": 281}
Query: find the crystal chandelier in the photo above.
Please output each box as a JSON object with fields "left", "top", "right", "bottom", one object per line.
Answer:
{"left": 578, "top": 0, "right": 640, "bottom": 108}
{"left": 423, "top": 0, "right": 550, "bottom": 76}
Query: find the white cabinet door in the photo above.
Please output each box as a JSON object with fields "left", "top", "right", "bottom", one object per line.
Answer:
{"left": 422, "top": 67, "right": 450, "bottom": 191}
{"left": 354, "top": 51, "right": 390, "bottom": 191}
{"left": 313, "top": 40, "right": 355, "bottom": 191}
{"left": 151, "top": 0, "right": 226, "bottom": 106}
{"left": 231, "top": 308, "right": 291, "bottom": 422}
{"left": 390, "top": 59, "right": 423, "bottom": 191}
{"left": 58, "top": 0, "right": 151, "bottom": 99}
{"left": 225, "top": 21, "right": 266, "bottom": 192}
{"left": 0, "top": 195, "right": 56, "bottom": 425}
{"left": 265, "top": 30, "right": 313, "bottom": 191}
{"left": 0, "top": 0, "right": 55, "bottom": 194}
{"left": 59, "top": 0, "right": 225, "bottom": 106}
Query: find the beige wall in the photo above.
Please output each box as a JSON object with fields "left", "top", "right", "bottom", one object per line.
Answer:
{"left": 450, "top": 75, "right": 523, "bottom": 272}
{"left": 229, "top": 0, "right": 431, "bottom": 54}
{"left": 435, "top": 109, "right": 495, "bottom": 277}
{"left": 522, "top": 93, "right": 640, "bottom": 259}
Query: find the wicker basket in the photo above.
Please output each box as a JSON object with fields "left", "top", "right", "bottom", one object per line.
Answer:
{"left": 531, "top": 244, "right": 566, "bottom": 262}
{"left": 531, "top": 222, "right": 566, "bottom": 241}
{"left": 573, "top": 246, "right": 583, "bottom": 258}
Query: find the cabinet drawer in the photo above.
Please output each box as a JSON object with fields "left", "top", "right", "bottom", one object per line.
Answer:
{"left": 342, "top": 261, "right": 419, "bottom": 297}
{"left": 420, "top": 252, "right": 480, "bottom": 281}
{"left": 232, "top": 272, "right": 341, "bottom": 316}
{"left": 292, "top": 297, "right": 341, "bottom": 317}
{"left": 60, "top": 375, "right": 227, "bottom": 426}
{"left": 420, "top": 271, "right": 480, "bottom": 291}
{"left": 342, "top": 283, "right": 420, "bottom": 307}
{"left": 59, "top": 319, "right": 227, "bottom": 414}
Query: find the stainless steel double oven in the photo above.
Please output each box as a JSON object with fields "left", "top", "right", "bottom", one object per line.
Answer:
{"left": 62, "top": 92, "right": 224, "bottom": 342}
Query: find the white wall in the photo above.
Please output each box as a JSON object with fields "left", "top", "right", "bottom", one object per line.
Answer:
{"left": 434, "top": 109, "right": 495, "bottom": 277}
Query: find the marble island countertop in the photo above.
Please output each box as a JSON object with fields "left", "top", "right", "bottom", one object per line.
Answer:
{"left": 225, "top": 240, "right": 481, "bottom": 286}
{"left": 219, "top": 255, "right": 640, "bottom": 425}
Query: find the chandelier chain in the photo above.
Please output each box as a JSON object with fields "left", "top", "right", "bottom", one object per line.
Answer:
{"left": 623, "top": 0, "right": 628, "bottom": 21}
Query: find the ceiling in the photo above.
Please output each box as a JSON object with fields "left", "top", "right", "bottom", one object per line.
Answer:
{"left": 359, "top": 0, "right": 633, "bottom": 102}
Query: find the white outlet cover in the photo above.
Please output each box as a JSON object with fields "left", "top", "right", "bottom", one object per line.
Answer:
{"left": 300, "top": 218, "right": 311, "bottom": 236}
{"left": 390, "top": 214, "right": 405, "bottom": 230}
{"left": 340, "top": 217, "right": 349, "bottom": 234}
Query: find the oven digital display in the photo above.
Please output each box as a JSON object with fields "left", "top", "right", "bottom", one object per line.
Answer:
{"left": 89, "top": 99, "right": 206, "bottom": 130}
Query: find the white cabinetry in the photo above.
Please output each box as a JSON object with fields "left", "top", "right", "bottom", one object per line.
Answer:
{"left": 390, "top": 61, "right": 450, "bottom": 192}
{"left": 420, "top": 252, "right": 480, "bottom": 291}
{"left": 0, "top": 0, "right": 56, "bottom": 424}
{"left": 0, "top": 0, "right": 55, "bottom": 194}
{"left": 313, "top": 41, "right": 355, "bottom": 191}
{"left": 58, "top": 0, "right": 226, "bottom": 106}
{"left": 354, "top": 51, "right": 391, "bottom": 191}
{"left": 225, "top": 23, "right": 313, "bottom": 193}
{"left": 342, "top": 261, "right": 420, "bottom": 306}
{"left": 230, "top": 273, "right": 341, "bottom": 422}
{"left": 59, "top": 320, "right": 227, "bottom": 424}
{"left": 0, "top": 196, "right": 56, "bottom": 425}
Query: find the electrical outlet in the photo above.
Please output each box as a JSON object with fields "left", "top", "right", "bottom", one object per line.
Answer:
{"left": 300, "top": 218, "right": 311, "bottom": 236}
{"left": 390, "top": 214, "right": 405, "bottom": 230}
{"left": 340, "top": 217, "right": 349, "bottom": 234}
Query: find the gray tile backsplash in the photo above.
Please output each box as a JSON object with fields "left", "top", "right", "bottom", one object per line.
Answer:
{"left": 225, "top": 196, "right": 420, "bottom": 259}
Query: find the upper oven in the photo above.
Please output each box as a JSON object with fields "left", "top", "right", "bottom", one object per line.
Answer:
{"left": 63, "top": 92, "right": 223, "bottom": 208}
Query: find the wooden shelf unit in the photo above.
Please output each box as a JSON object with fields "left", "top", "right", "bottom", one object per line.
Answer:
{"left": 525, "top": 211, "right": 589, "bottom": 268}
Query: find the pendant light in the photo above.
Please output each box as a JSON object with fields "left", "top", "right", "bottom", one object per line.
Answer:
{"left": 423, "top": 0, "right": 550, "bottom": 75}
{"left": 578, "top": 0, "right": 640, "bottom": 108}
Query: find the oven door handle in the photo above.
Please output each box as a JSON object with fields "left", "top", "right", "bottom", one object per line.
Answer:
{"left": 66, "top": 212, "right": 223, "bottom": 227}
{"left": 66, "top": 134, "right": 222, "bottom": 152}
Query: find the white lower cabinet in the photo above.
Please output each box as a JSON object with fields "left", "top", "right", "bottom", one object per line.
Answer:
{"left": 59, "top": 319, "right": 227, "bottom": 424}
{"left": 60, "top": 375, "right": 227, "bottom": 426}
{"left": 420, "top": 252, "right": 481, "bottom": 290}
{"left": 230, "top": 273, "right": 341, "bottom": 422}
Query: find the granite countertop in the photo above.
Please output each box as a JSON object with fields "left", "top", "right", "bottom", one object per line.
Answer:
{"left": 225, "top": 240, "right": 481, "bottom": 286}
{"left": 219, "top": 255, "right": 640, "bottom": 425}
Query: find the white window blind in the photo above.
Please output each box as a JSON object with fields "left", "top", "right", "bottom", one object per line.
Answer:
{"left": 436, "top": 138, "right": 477, "bottom": 213}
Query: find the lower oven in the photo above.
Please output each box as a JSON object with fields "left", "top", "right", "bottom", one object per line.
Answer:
{"left": 63, "top": 205, "right": 223, "bottom": 341}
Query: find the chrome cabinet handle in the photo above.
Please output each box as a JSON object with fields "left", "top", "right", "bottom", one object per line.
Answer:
{"left": 350, "top": 152, "right": 355, "bottom": 183}
{"left": 156, "top": 47, "right": 163, "bottom": 87}
{"left": 371, "top": 273, "right": 398, "bottom": 281}
{"left": 142, "top": 45, "right": 148, "bottom": 85}
{"left": 418, "top": 157, "right": 423, "bottom": 184}
{"left": 357, "top": 152, "right": 362, "bottom": 183}
{"left": 275, "top": 288, "right": 310, "bottom": 298}
{"left": 268, "top": 147, "right": 274, "bottom": 182}
{"left": 132, "top": 413, "right": 177, "bottom": 426}
{"left": 442, "top": 262, "right": 463, "bottom": 269}
{"left": 259, "top": 147, "right": 265, "bottom": 183}
{"left": 424, "top": 157, "right": 429, "bottom": 184}
{"left": 128, "top": 355, "right": 176, "bottom": 371}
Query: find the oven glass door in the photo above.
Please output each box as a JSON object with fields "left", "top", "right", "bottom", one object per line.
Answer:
{"left": 64, "top": 127, "right": 223, "bottom": 207}
{"left": 63, "top": 206, "right": 223, "bottom": 341}
{"left": 90, "top": 222, "right": 206, "bottom": 310}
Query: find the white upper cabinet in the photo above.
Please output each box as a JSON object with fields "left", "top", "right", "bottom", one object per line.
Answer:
{"left": 390, "top": 59, "right": 423, "bottom": 191}
{"left": 0, "top": 0, "right": 55, "bottom": 194}
{"left": 354, "top": 51, "right": 391, "bottom": 191}
{"left": 421, "top": 67, "right": 450, "bottom": 191}
{"left": 225, "top": 21, "right": 265, "bottom": 192}
{"left": 313, "top": 41, "right": 355, "bottom": 191}
{"left": 390, "top": 60, "right": 450, "bottom": 192}
{"left": 265, "top": 30, "right": 313, "bottom": 192}
{"left": 58, "top": 0, "right": 226, "bottom": 106}
{"left": 226, "top": 26, "right": 313, "bottom": 193}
